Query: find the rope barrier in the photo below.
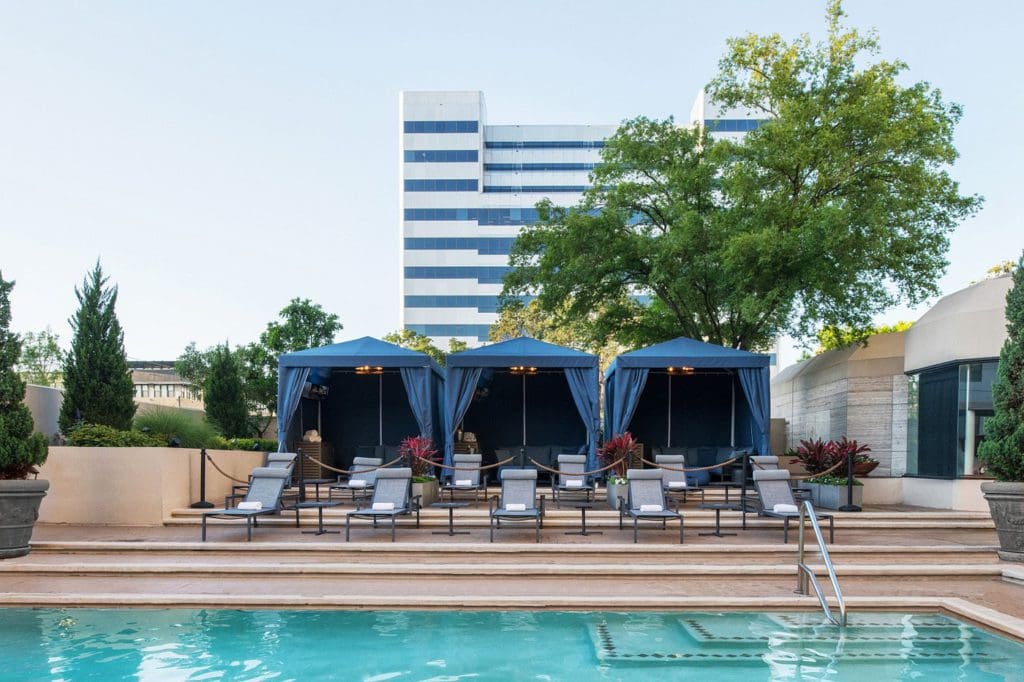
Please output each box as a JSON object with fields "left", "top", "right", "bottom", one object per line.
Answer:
{"left": 639, "top": 456, "right": 740, "bottom": 473}
{"left": 409, "top": 453, "right": 515, "bottom": 471}
{"left": 528, "top": 457, "right": 626, "bottom": 477}
{"left": 789, "top": 458, "right": 849, "bottom": 480}
{"left": 203, "top": 453, "right": 251, "bottom": 485}
{"left": 301, "top": 453, "right": 404, "bottom": 477}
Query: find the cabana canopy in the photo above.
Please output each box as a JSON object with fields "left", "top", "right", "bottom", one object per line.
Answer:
{"left": 444, "top": 337, "right": 601, "bottom": 469}
{"left": 277, "top": 336, "right": 443, "bottom": 453}
{"left": 605, "top": 337, "right": 772, "bottom": 456}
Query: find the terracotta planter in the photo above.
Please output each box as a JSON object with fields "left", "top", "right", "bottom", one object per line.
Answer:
{"left": 0, "top": 479, "right": 49, "bottom": 559}
{"left": 981, "top": 481, "right": 1024, "bottom": 562}
{"left": 853, "top": 460, "right": 879, "bottom": 476}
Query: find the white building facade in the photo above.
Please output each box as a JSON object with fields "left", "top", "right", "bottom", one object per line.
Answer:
{"left": 400, "top": 90, "right": 764, "bottom": 346}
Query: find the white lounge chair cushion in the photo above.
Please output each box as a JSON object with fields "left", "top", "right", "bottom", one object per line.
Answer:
{"left": 237, "top": 501, "right": 262, "bottom": 511}
{"left": 372, "top": 502, "right": 395, "bottom": 511}
{"left": 505, "top": 503, "right": 526, "bottom": 511}
{"left": 565, "top": 480, "right": 583, "bottom": 488}
{"left": 667, "top": 481, "right": 687, "bottom": 489}
{"left": 773, "top": 503, "right": 799, "bottom": 513}
{"left": 640, "top": 504, "right": 663, "bottom": 513}
{"left": 454, "top": 479, "right": 472, "bottom": 486}
{"left": 348, "top": 480, "right": 367, "bottom": 488}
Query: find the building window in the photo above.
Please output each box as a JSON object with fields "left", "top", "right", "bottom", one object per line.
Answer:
{"left": 403, "top": 208, "right": 541, "bottom": 225}
{"left": 484, "top": 140, "right": 605, "bottom": 149}
{"left": 905, "top": 360, "right": 998, "bottom": 478}
{"left": 703, "top": 119, "right": 769, "bottom": 132}
{"left": 404, "top": 179, "right": 478, "bottom": 192}
{"left": 483, "top": 185, "right": 588, "bottom": 193}
{"left": 405, "top": 324, "right": 491, "bottom": 341}
{"left": 404, "top": 120, "right": 479, "bottom": 134}
{"left": 484, "top": 163, "right": 598, "bottom": 171}
{"left": 403, "top": 237, "right": 515, "bottom": 254}
{"left": 404, "top": 266, "right": 512, "bottom": 283}
{"left": 404, "top": 150, "right": 478, "bottom": 163}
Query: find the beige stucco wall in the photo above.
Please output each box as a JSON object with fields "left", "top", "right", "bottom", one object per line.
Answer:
{"left": 901, "top": 477, "right": 989, "bottom": 512}
{"left": 36, "top": 447, "right": 265, "bottom": 525}
{"left": 771, "top": 332, "right": 908, "bottom": 476}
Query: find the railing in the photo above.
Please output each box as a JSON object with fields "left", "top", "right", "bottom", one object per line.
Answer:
{"left": 796, "top": 500, "right": 847, "bottom": 627}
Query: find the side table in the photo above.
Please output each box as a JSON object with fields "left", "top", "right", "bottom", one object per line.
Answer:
{"left": 565, "top": 502, "right": 603, "bottom": 536}
{"left": 431, "top": 502, "right": 470, "bottom": 536}
{"left": 698, "top": 502, "right": 737, "bottom": 538}
{"left": 293, "top": 500, "right": 342, "bottom": 535}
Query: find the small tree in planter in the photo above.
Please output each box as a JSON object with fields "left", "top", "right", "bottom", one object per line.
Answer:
{"left": 399, "top": 436, "right": 439, "bottom": 505}
{"left": 794, "top": 438, "right": 870, "bottom": 509}
{"left": 599, "top": 432, "right": 635, "bottom": 509}
{"left": 978, "top": 253, "right": 1024, "bottom": 561}
{"left": 0, "top": 274, "right": 50, "bottom": 558}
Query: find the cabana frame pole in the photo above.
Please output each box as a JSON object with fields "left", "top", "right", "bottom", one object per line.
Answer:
{"left": 666, "top": 372, "right": 672, "bottom": 447}
{"left": 522, "top": 372, "right": 527, "bottom": 446}
{"left": 378, "top": 372, "right": 383, "bottom": 447}
{"left": 730, "top": 378, "right": 736, "bottom": 448}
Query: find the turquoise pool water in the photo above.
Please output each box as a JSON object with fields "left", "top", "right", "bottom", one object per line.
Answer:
{"left": 2, "top": 608, "right": 1021, "bottom": 681}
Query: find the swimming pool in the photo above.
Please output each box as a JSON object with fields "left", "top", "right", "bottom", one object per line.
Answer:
{"left": 3, "top": 608, "right": 1021, "bottom": 681}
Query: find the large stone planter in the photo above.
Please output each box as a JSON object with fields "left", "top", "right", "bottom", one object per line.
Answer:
{"left": 0, "top": 479, "right": 49, "bottom": 559}
{"left": 981, "top": 481, "right": 1024, "bottom": 562}
{"left": 606, "top": 481, "right": 625, "bottom": 509}
{"left": 413, "top": 479, "right": 439, "bottom": 507}
{"left": 806, "top": 482, "right": 862, "bottom": 510}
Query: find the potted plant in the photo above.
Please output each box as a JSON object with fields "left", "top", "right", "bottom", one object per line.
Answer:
{"left": 794, "top": 438, "right": 865, "bottom": 509}
{"left": 0, "top": 274, "right": 50, "bottom": 558}
{"left": 599, "top": 432, "right": 634, "bottom": 509}
{"left": 833, "top": 437, "right": 878, "bottom": 476}
{"left": 399, "top": 435, "right": 440, "bottom": 506}
{"left": 978, "top": 254, "right": 1024, "bottom": 562}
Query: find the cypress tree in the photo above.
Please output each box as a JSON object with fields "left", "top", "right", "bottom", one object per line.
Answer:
{"left": 59, "top": 262, "right": 136, "bottom": 433}
{"left": 0, "top": 273, "right": 48, "bottom": 479}
{"left": 204, "top": 344, "right": 249, "bottom": 438}
{"left": 978, "top": 253, "right": 1024, "bottom": 481}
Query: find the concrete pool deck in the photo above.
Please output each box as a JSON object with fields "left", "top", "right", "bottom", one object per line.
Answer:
{"left": 3, "top": 505, "right": 1023, "bottom": 641}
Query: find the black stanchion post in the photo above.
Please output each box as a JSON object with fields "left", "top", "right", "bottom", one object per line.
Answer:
{"left": 299, "top": 452, "right": 307, "bottom": 503}
{"left": 838, "top": 451, "right": 862, "bottom": 512}
{"left": 190, "top": 448, "right": 214, "bottom": 509}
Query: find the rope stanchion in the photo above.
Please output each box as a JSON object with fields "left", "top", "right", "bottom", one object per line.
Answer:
{"left": 639, "top": 456, "right": 740, "bottom": 473}
{"left": 303, "top": 453, "right": 404, "bottom": 477}
{"left": 788, "top": 458, "right": 849, "bottom": 480}
{"left": 410, "top": 453, "right": 515, "bottom": 472}
{"left": 203, "top": 452, "right": 251, "bottom": 485}
{"left": 527, "top": 457, "right": 626, "bottom": 477}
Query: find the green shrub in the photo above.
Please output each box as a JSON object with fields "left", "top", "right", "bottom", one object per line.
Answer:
{"left": 133, "top": 409, "right": 220, "bottom": 448}
{"left": 209, "top": 436, "right": 278, "bottom": 452}
{"left": 807, "top": 474, "right": 862, "bottom": 486}
{"left": 66, "top": 424, "right": 163, "bottom": 447}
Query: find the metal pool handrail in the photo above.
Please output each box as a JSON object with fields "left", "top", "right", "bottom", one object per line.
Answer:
{"left": 796, "top": 500, "right": 847, "bottom": 627}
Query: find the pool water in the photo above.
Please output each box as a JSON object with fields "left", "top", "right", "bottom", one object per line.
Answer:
{"left": 3, "top": 608, "right": 1021, "bottom": 681}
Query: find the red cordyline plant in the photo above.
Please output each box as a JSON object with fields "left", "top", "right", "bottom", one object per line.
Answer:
{"left": 398, "top": 436, "right": 438, "bottom": 478}
{"left": 599, "top": 432, "right": 635, "bottom": 481}
{"left": 795, "top": 438, "right": 874, "bottom": 475}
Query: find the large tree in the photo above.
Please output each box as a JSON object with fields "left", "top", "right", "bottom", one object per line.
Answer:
{"left": 59, "top": 263, "right": 136, "bottom": 432}
{"left": 502, "top": 1, "right": 981, "bottom": 350}
{"left": 203, "top": 344, "right": 250, "bottom": 438}
{"left": 978, "top": 254, "right": 1024, "bottom": 481}
{"left": 0, "top": 273, "right": 48, "bottom": 479}
{"left": 17, "top": 327, "right": 64, "bottom": 387}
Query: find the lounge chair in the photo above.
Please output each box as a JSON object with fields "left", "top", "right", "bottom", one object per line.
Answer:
{"left": 329, "top": 456, "right": 383, "bottom": 504}
{"left": 489, "top": 469, "right": 545, "bottom": 543}
{"left": 551, "top": 454, "right": 595, "bottom": 508}
{"left": 752, "top": 469, "right": 834, "bottom": 543}
{"left": 440, "top": 453, "right": 488, "bottom": 503}
{"left": 618, "top": 469, "right": 684, "bottom": 544}
{"left": 225, "top": 452, "right": 297, "bottom": 508}
{"left": 748, "top": 456, "right": 811, "bottom": 504}
{"left": 202, "top": 467, "right": 290, "bottom": 541}
{"left": 655, "top": 454, "right": 705, "bottom": 504}
{"left": 345, "top": 467, "right": 421, "bottom": 542}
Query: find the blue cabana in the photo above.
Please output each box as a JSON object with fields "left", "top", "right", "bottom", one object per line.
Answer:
{"left": 444, "top": 337, "right": 601, "bottom": 470}
{"left": 277, "top": 337, "right": 444, "bottom": 466}
{"left": 605, "top": 337, "right": 772, "bottom": 457}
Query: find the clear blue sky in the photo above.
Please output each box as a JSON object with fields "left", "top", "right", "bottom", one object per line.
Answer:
{"left": 1, "top": 0, "right": 1020, "bottom": 367}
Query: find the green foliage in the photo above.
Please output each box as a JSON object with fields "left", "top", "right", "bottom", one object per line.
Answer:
{"left": 65, "top": 424, "right": 163, "bottom": 448}
{"left": 209, "top": 436, "right": 278, "bottom": 452}
{"left": 59, "top": 262, "right": 136, "bottom": 432}
{"left": 0, "top": 274, "right": 48, "bottom": 479}
{"left": 382, "top": 329, "right": 466, "bottom": 367}
{"left": 807, "top": 474, "right": 862, "bottom": 487}
{"left": 17, "top": 327, "right": 65, "bottom": 387}
{"left": 978, "top": 253, "right": 1024, "bottom": 481}
{"left": 174, "top": 341, "right": 212, "bottom": 394}
{"left": 203, "top": 345, "right": 250, "bottom": 438}
{"left": 815, "top": 321, "right": 913, "bottom": 353}
{"left": 502, "top": 1, "right": 980, "bottom": 351}
{"left": 134, "top": 408, "right": 221, "bottom": 448}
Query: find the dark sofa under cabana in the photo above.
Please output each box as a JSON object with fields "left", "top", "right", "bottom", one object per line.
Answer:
{"left": 276, "top": 337, "right": 444, "bottom": 470}
{"left": 443, "top": 337, "right": 601, "bottom": 474}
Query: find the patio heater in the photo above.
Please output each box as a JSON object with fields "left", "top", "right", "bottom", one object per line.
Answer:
{"left": 509, "top": 366, "right": 537, "bottom": 466}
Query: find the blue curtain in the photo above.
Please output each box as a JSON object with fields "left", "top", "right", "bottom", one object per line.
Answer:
{"left": 737, "top": 367, "right": 771, "bottom": 456}
{"left": 564, "top": 367, "right": 600, "bottom": 470}
{"left": 276, "top": 366, "right": 311, "bottom": 452}
{"left": 443, "top": 367, "right": 482, "bottom": 467}
{"left": 606, "top": 367, "right": 649, "bottom": 438}
{"left": 400, "top": 367, "right": 433, "bottom": 440}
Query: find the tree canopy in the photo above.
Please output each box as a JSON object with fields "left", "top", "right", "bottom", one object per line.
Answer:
{"left": 59, "top": 263, "right": 136, "bottom": 432}
{"left": 203, "top": 344, "right": 249, "bottom": 438}
{"left": 502, "top": 1, "right": 981, "bottom": 351}
{"left": 382, "top": 329, "right": 466, "bottom": 367}
{"left": 16, "top": 327, "right": 64, "bottom": 387}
